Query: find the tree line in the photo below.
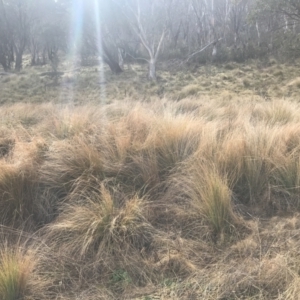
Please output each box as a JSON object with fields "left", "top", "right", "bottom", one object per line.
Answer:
{"left": 0, "top": 0, "right": 300, "bottom": 80}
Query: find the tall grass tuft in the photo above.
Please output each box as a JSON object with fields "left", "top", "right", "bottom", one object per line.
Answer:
{"left": 271, "top": 153, "right": 300, "bottom": 206}
{"left": 46, "top": 185, "right": 154, "bottom": 259}
{"left": 151, "top": 115, "right": 201, "bottom": 176}
{"left": 183, "top": 160, "right": 239, "bottom": 235}
{"left": 40, "top": 136, "right": 105, "bottom": 203}
{"left": 219, "top": 125, "right": 277, "bottom": 205}
{"left": 252, "top": 100, "right": 297, "bottom": 125}
{"left": 0, "top": 161, "right": 38, "bottom": 227}
{"left": 0, "top": 248, "right": 35, "bottom": 300}
{"left": 200, "top": 171, "right": 236, "bottom": 234}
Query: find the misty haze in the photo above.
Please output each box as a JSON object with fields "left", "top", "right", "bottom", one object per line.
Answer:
{"left": 1, "top": 0, "right": 300, "bottom": 299}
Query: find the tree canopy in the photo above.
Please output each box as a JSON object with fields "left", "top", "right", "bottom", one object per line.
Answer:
{"left": 1, "top": 0, "right": 300, "bottom": 77}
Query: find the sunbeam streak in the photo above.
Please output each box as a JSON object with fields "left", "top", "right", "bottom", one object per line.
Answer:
{"left": 93, "top": 0, "right": 107, "bottom": 106}
{"left": 60, "top": 0, "right": 106, "bottom": 107}
{"left": 61, "top": 0, "right": 84, "bottom": 106}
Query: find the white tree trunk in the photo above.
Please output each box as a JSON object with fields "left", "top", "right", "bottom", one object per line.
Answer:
{"left": 256, "top": 21, "right": 260, "bottom": 45}
{"left": 212, "top": 45, "right": 217, "bottom": 56}
{"left": 148, "top": 58, "right": 156, "bottom": 81}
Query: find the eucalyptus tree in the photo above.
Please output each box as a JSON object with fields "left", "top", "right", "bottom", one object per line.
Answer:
{"left": 0, "top": 0, "right": 29, "bottom": 71}
{"left": 111, "top": 0, "right": 169, "bottom": 80}
{"left": 29, "top": 0, "right": 64, "bottom": 66}
{"left": 0, "top": 0, "right": 65, "bottom": 71}
{"left": 253, "top": 0, "right": 300, "bottom": 57}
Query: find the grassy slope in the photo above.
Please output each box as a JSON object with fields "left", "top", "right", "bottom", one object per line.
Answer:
{"left": 0, "top": 60, "right": 300, "bottom": 299}
{"left": 2, "top": 58, "right": 300, "bottom": 105}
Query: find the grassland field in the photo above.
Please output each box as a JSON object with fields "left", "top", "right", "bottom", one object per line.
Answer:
{"left": 0, "top": 58, "right": 300, "bottom": 299}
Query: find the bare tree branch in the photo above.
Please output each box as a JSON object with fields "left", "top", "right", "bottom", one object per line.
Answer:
{"left": 185, "top": 38, "right": 222, "bottom": 62}
{"left": 154, "top": 29, "right": 166, "bottom": 60}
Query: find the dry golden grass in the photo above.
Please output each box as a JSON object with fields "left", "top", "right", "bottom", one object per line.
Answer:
{"left": 2, "top": 60, "right": 300, "bottom": 298}
{"left": 185, "top": 163, "right": 239, "bottom": 235}
{"left": 46, "top": 185, "right": 154, "bottom": 259}
{"left": 0, "top": 160, "right": 38, "bottom": 228}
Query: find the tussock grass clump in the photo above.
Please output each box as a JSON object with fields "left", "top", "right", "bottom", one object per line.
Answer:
{"left": 42, "top": 106, "right": 100, "bottom": 139}
{"left": 0, "top": 247, "right": 35, "bottom": 300}
{"left": 120, "top": 106, "right": 153, "bottom": 148}
{"left": 44, "top": 185, "right": 161, "bottom": 290}
{"left": 252, "top": 100, "right": 298, "bottom": 125}
{"left": 0, "top": 161, "right": 39, "bottom": 227}
{"left": 148, "top": 115, "right": 201, "bottom": 178}
{"left": 1, "top": 85, "right": 300, "bottom": 298}
{"left": 197, "top": 171, "right": 237, "bottom": 234}
{"left": 0, "top": 103, "right": 54, "bottom": 128}
{"left": 120, "top": 148, "right": 161, "bottom": 194}
{"left": 41, "top": 137, "right": 105, "bottom": 203}
{"left": 0, "top": 134, "right": 52, "bottom": 227}
{"left": 105, "top": 109, "right": 202, "bottom": 195}
{"left": 219, "top": 125, "right": 278, "bottom": 205}
{"left": 183, "top": 162, "right": 239, "bottom": 235}
{"left": 46, "top": 185, "right": 154, "bottom": 260}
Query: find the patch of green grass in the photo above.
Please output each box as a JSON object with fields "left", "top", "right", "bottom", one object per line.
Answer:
{"left": 111, "top": 269, "right": 132, "bottom": 285}
{"left": 0, "top": 249, "right": 34, "bottom": 300}
{"left": 162, "top": 278, "right": 175, "bottom": 288}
